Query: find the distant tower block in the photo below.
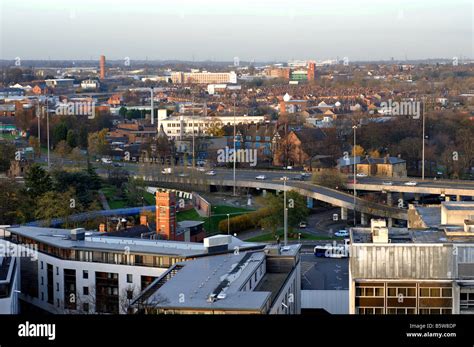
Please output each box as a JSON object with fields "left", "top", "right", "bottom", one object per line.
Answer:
{"left": 155, "top": 190, "right": 177, "bottom": 240}
{"left": 99, "top": 55, "right": 106, "bottom": 79}
{"left": 307, "top": 61, "right": 316, "bottom": 81}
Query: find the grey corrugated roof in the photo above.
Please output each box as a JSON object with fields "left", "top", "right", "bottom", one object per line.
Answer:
{"left": 143, "top": 251, "right": 272, "bottom": 311}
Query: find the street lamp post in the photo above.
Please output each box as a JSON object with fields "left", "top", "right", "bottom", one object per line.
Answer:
{"left": 46, "top": 97, "right": 50, "bottom": 169}
{"left": 227, "top": 214, "right": 230, "bottom": 235}
{"left": 282, "top": 176, "right": 289, "bottom": 246}
{"left": 352, "top": 125, "right": 357, "bottom": 226}
{"left": 422, "top": 97, "right": 426, "bottom": 180}
{"left": 232, "top": 93, "right": 237, "bottom": 196}
{"left": 192, "top": 94, "right": 195, "bottom": 168}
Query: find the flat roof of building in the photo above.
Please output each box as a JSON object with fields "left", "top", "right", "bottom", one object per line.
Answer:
{"left": 139, "top": 244, "right": 301, "bottom": 312}
{"left": 351, "top": 227, "right": 474, "bottom": 244}
{"left": 442, "top": 201, "right": 474, "bottom": 210}
{"left": 142, "top": 251, "right": 271, "bottom": 311}
{"left": 7, "top": 226, "right": 261, "bottom": 258}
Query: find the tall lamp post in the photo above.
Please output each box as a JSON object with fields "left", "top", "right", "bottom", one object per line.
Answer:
{"left": 227, "top": 214, "right": 230, "bottom": 235}
{"left": 282, "top": 176, "right": 289, "bottom": 246}
{"left": 232, "top": 93, "right": 237, "bottom": 196}
{"left": 46, "top": 96, "right": 50, "bottom": 169}
{"left": 422, "top": 97, "right": 426, "bottom": 180}
{"left": 352, "top": 125, "right": 358, "bottom": 226}
{"left": 192, "top": 94, "right": 195, "bottom": 168}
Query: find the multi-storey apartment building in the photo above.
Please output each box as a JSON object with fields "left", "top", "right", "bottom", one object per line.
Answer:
{"left": 2, "top": 226, "right": 262, "bottom": 314}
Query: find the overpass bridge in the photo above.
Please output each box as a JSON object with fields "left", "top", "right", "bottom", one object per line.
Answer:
{"left": 347, "top": 177, "right": 474, "bottom": 203}
{"left": 137, "top": 174, "right": 408, "bottom": 222}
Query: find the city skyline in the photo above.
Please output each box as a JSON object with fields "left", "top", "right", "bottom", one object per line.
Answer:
{"left": 1, "top": 0, "right": 472, "bottom": 62}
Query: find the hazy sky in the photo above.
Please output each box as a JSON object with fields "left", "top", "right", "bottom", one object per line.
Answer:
{"left": 1, "top": 0, "right": 472, "bottom": 61}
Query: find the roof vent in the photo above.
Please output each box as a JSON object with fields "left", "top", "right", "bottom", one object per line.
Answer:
{"left": 70, "top": 228, "right": 86, "bottom": 241}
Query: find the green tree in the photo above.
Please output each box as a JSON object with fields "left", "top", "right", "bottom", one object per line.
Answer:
{"left": 54, "top": 140, "right": 72, "bottom": 159}
{"left": 52, "top": 122, "right": 68, "bottom": 145}
{"left": 25, "top": 164, "right": 53, "bottom": 198}
{"left": 0, "top": 142, "right": 15, "bottom": 172}
{"left": 66, "top": 129, "right": 77, "bottom": 148}
{"left": 312, "top": 169, "right": 347, "bottom": 190}
{"left": 35, "top": 189, "right": 82, "bottom": 227}
{"left": 88, "top": 129, "right": 110, "bottom": 157}
{"left": 259, "top": 191, "right": 309, "bottom": 235}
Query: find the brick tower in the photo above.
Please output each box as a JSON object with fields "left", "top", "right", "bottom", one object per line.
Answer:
{"left": 155, "top": 190, "right": 177, "bottom": 240}
{"left": 99, "top": 55, "right": 106, "bottom": 79}
{"left": 307, "top": 61, "right": 316, "bottom": 81}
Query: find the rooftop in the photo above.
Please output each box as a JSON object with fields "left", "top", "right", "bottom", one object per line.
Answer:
{"left": 351, "top": 227, "right": 474, "bottom": 245}
{"left": 7, "top": 226, "right": 261, "bottom": 258}
{"left": 141, "top": 251, "right": 270, "bottom": 311}
{"left": 137, "top": 244, "right": 301, "bottom": 312}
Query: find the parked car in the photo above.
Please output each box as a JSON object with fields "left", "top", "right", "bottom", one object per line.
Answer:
{"left": 404, "top": 181, "right": 417, "bottom": 186}
{"left": 335, "top": 230, "right": 349, "bottom": 237}
{"left": 196, "top": 167, "right": 206, "bottom": 172}
{"left": 299, "top": 221, "right": 307, "bottom": 228}
{"left": 382, "top": 181, "right": 393, "bottom": 186}
{"left": 256, "top": 175, "right": 267, "bottom": 180}
{"left": 101, "top": 157, "right": 112, "bottom": 164}
{"left": 161, "top": 168, "right": 172, "bottom": 175}
{"left": 205, "top": 170, "right": 216, "bottom": 176}
{"left": 356, "top": 173, "right": 368, "bottom": 178}
{"left": 178, "top": 173, "right": 189, "bottom": 177}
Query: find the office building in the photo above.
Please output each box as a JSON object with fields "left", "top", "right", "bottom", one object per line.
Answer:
{"left": 349, "top": 218, "right": 474, "bottom": 314}
{"left": 171, "top": 71, "right": 237, "bottom": 84}
{"left": 160, "top": 114, "right": 266, "bottom": 140}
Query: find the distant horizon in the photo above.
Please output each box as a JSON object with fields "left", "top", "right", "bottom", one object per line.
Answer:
{"left": 1, "top": 57, "right": 473, "bottom": 65}
{"left": 1, "top": 0, "right": 472, "bottom": 61}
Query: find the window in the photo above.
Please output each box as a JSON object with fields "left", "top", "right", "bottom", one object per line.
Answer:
{"left": 41, "top": 292, "right": 44, "bottom": 301}
{"left": 56, "top": 283, "right": 59, "bottom": 292}
{"left": 127, "top": 290, "right": 133, "bottom": 300}
{"left": 83, "top": 303, "right": 89, "bottom": 313}
{"left": 83, "top": 270, "right": 88, "bottom": 279}
{"left": 41, "top": 277, "right": 44, "bottom": 285}
{"left": 419, "top": 288, "right": 430, "bottom": 297}
{"left": 56, "top": 267, "right": 59, "bottom": 276}
{"left": 127, "top": 274, "right": 133, "bottom": 283}
{"left": 40, "top": 261, "right": 43, "bottom": 270}
{"left": 83, "top": 287, "right": 89, "bottom": 295}
{"left": 442, "top": 288, "right": 452, "bottom": 297}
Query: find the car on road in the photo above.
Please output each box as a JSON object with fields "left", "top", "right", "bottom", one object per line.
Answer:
{"left": 286, "top": 166, "right": 293, "bottom": 170}
{"left": 161, "top": 168, "right": 172, "bottom": 175}
{"left": 404, "top": 181, "right": 417, "bottom": 186}
{"left": 196, "top": 167, "right": 206, "bottom": 172}
{"left": 101, "top": 157, "right": 112, "bottom": 164}
{"left": 178, "top": 173, "right": 189, "bottom": 177}
{"left": 299, "top": 221, "right": 307, "bottom": 228}
{"left": 382, "top": 181, "right": 393, "bottom": 186}
{"left": 256, "top": 175, "right": 267, "bottom": 180}
{"left": 335, "top": 230, "right": 349, "bottom": 237}
{"left": 356, "top": 173, "right": 368, "bottom": 178}
{"left": 112, "top": 162, "right": 123, "bottom": 167}
{"left": 205, "top": 170, "right": 216, "bottom": 176}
